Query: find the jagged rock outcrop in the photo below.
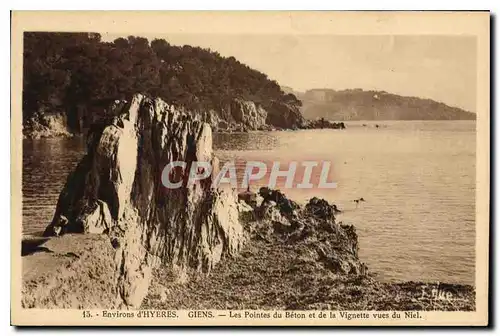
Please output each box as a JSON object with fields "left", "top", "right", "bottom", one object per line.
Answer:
{"left": 202, "top": 99, "right": 272, "bottom": 132}
{"left": 244, "top": 187, "right": 365, "bottom": 276}
{"left": 199, "top": 98, "right": 304, "bottom": 133}
{"left": 41, "top": 93, "right": 245, "bottom": 308}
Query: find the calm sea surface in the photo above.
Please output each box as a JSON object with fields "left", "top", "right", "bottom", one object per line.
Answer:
{"left": 22, "top": 120, "right": 476, "bottom": 285}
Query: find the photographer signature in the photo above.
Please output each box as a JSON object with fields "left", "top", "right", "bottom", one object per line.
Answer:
{"left": 418, "top": 282, "right": 465, "bottom": 302}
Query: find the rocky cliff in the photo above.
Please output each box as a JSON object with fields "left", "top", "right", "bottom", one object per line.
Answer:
{"left": 34, "top": 93, "right": 245, "bottom": 308}
{"left": 144, "top": 187, "right": 474, "bottom": 311}
{"left": 201, "top": 99, "right": 270, "bottom": 132}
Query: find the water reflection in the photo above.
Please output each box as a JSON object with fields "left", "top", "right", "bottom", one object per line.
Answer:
{"left": 213, "top": 132, "right": 278, "bottom": 151}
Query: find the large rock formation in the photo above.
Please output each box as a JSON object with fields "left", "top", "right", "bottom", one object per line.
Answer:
{"left": 144, "top": 187, "right": 475, "bottom": 311}
{"left": 230, "top": 99, "right": 268, "bottom": 130}
{"left": 39, "top": 94, "right": 245, "bottom": 308}
{"left": 202, "top": 99, "right": 271, "bottom": 132}
{"left": 243, "top": 187, "right": 366, "bottom": 276}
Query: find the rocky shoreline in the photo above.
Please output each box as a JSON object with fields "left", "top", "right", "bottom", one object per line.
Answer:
{"left": 23, "top": 97, "right": 346, "bottom": 139}
{"left": 22, "top": 186, "right": 475, "bottom": 311}
{"left": 21, "top": 94, "right": 474, "bottom": 310}
{"left": 22, "top": 118, "right": 347, "bottom": 139}
{"left": 143, "top": 187, "right": 474, "bottom": 311}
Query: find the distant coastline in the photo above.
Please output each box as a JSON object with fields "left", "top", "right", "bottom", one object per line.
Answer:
{"left": 282, "top": 87, "right": 476, "bottom": 121}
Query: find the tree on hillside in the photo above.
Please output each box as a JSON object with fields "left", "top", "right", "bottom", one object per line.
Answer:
{"left": 23, "top": 33, "right": 302, "bottom": 131}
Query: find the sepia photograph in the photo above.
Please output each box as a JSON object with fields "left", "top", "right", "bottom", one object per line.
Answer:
{"left": 10, "top": 11, "right": 490, "bottom": 326}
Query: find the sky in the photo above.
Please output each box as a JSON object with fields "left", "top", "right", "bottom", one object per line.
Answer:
{"left": 102, "top": 33, "right": 477, "bottom": 112}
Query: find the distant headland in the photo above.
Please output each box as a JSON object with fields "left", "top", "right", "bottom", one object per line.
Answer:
{"left": 282, "top": 87, "right": 476, "bottom": 121}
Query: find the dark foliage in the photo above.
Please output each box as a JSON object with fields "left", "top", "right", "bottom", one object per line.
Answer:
{"left": 23, "top": 32, "right": 302, "bottom": 131}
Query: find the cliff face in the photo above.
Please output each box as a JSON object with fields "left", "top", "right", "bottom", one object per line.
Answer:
{"left": 144, "top": 189, "right": 380, "bottom": 310}
{"left": 225, "top": 99, "right": 305, "bottom": 131}
{"left": 40, "top": 93, "right": 245, "bottom": 308}
{"left": 201, "top": 99, "right": 269, "bottom": 132}
{"left": 144, "top": 187, "right": 474, "bottom": 311}
{"left": 199, "top": 98, "right": 305, "bottom": 132}
{"left": 23, "top": 97, "right": 305, "bottom": 138}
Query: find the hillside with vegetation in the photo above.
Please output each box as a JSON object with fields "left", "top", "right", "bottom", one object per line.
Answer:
{"left": 22, "top": 32, "right": 304, "bottom": 138}
{"left": 282, "top": 88, "right": 476, "bottom": 121}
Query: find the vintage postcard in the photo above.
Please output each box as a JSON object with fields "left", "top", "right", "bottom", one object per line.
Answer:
{"left": 11, "top": 11, "right": 490, "bottom": 326}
